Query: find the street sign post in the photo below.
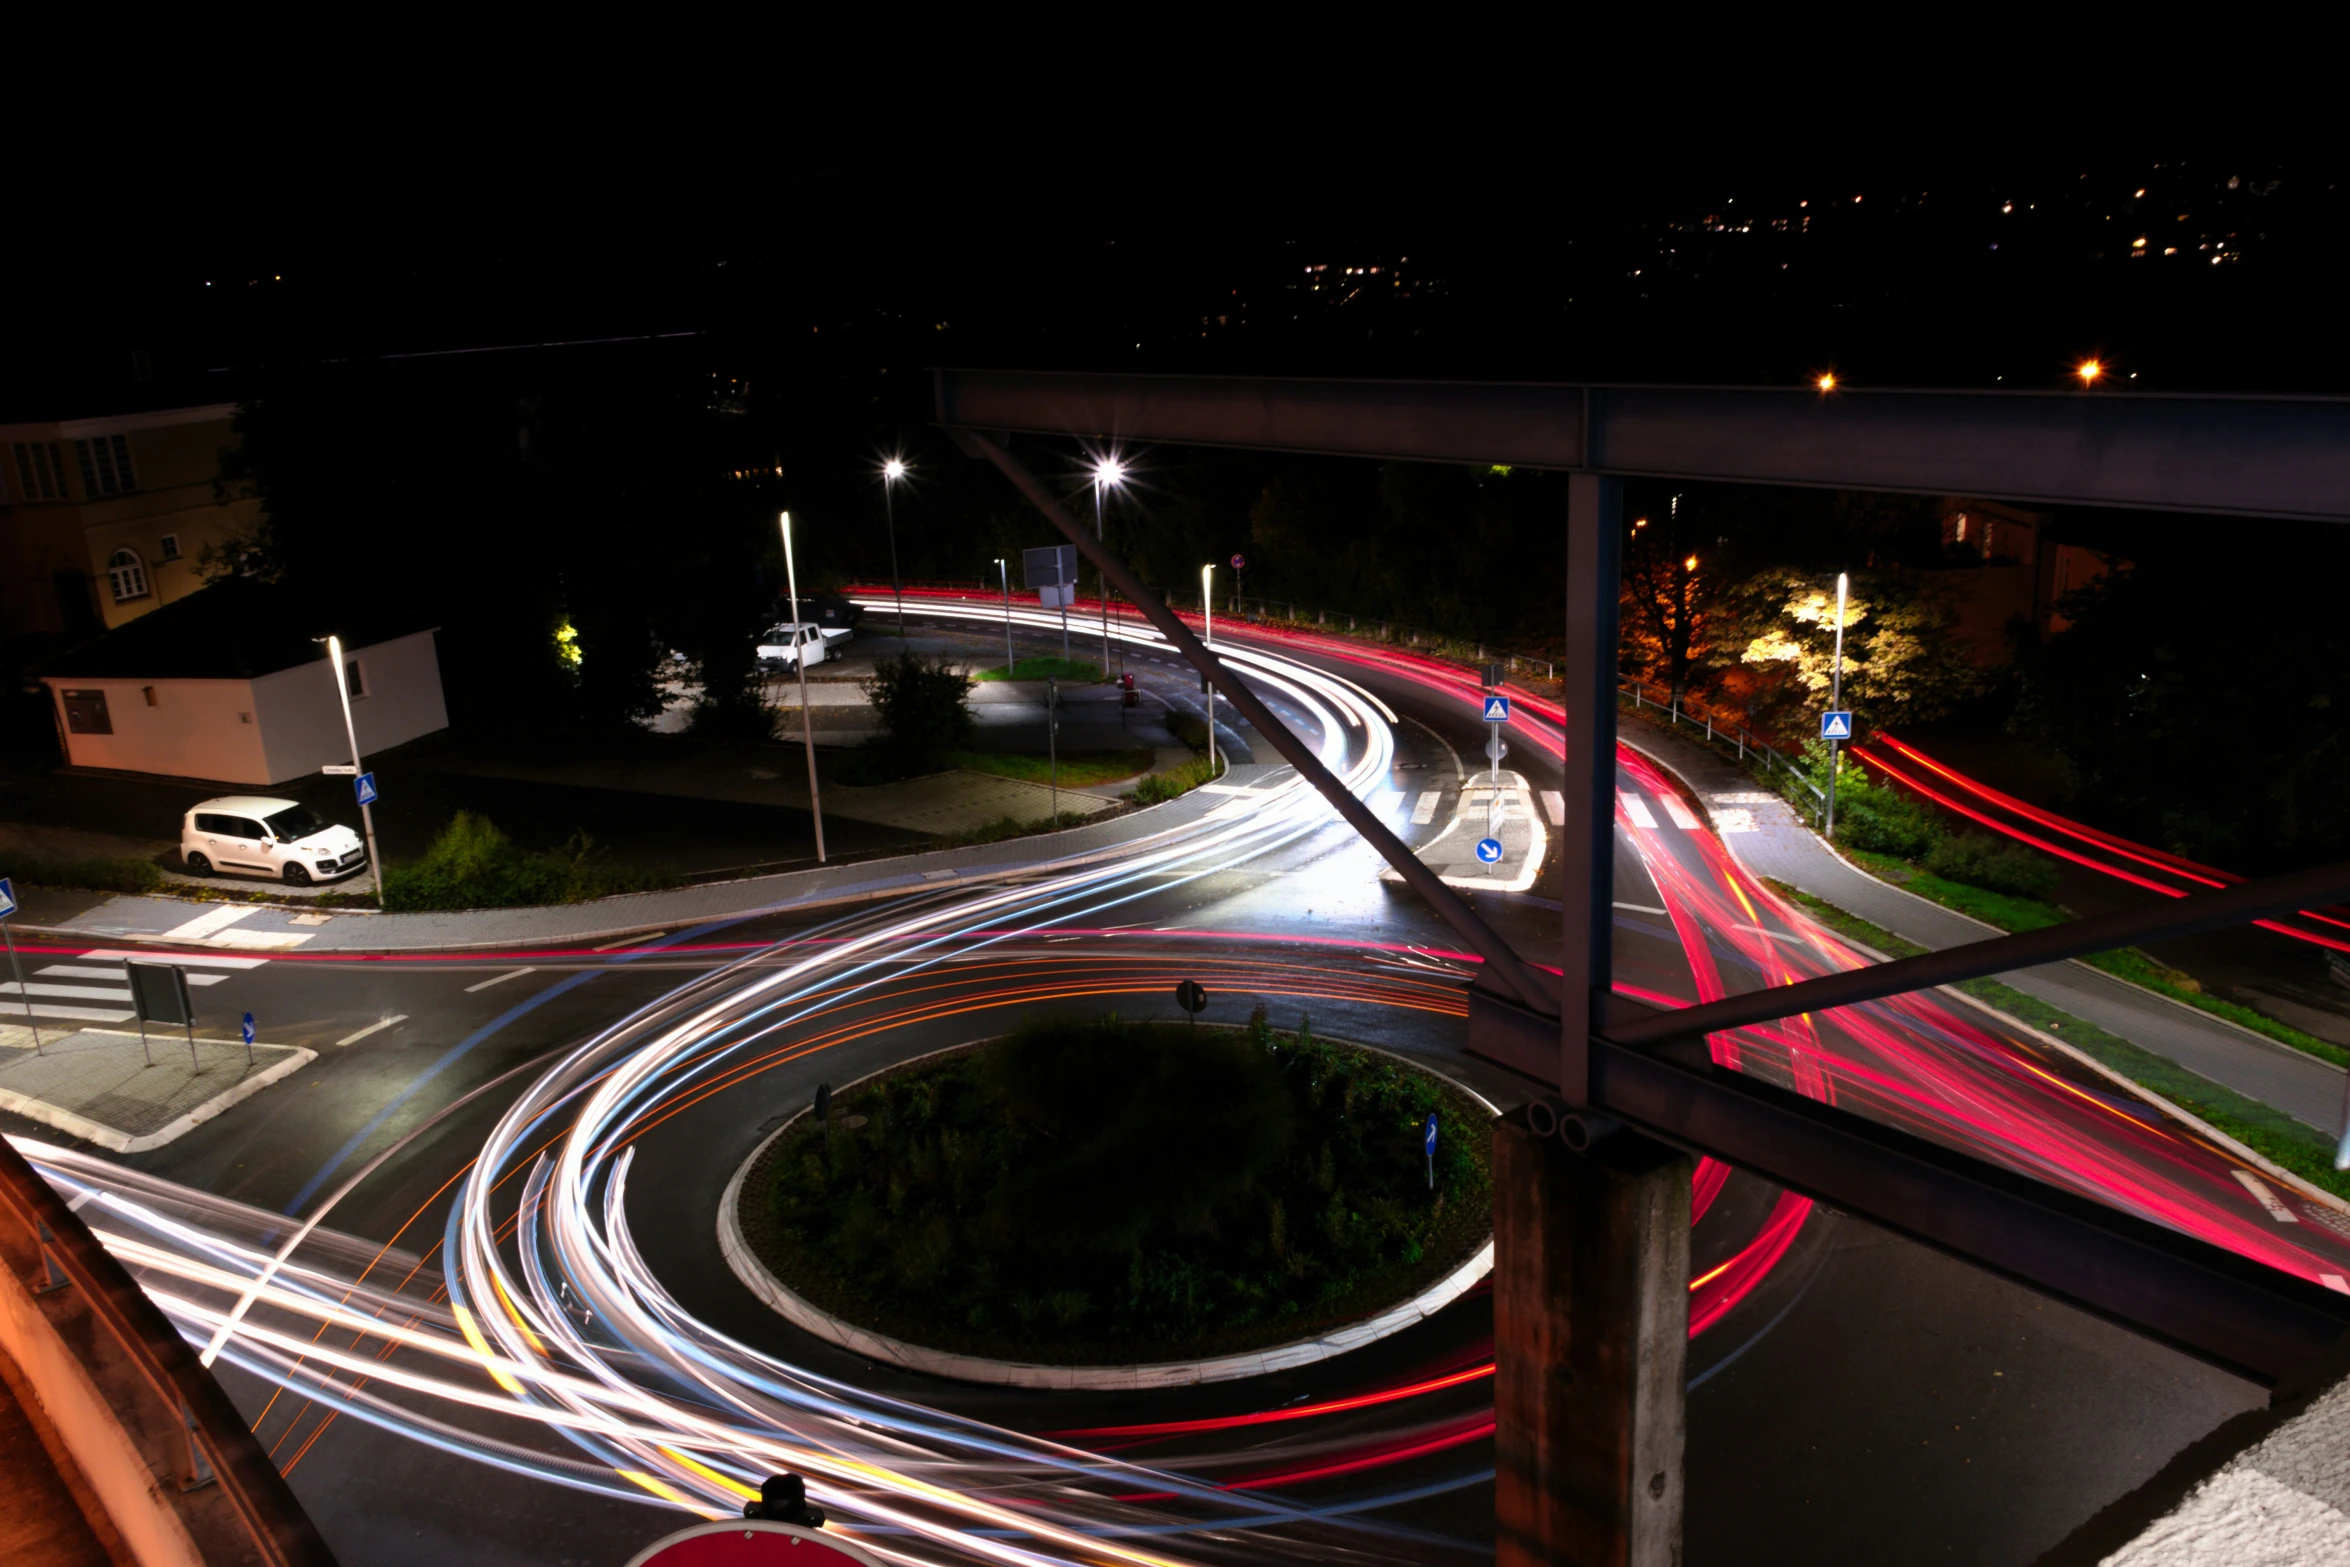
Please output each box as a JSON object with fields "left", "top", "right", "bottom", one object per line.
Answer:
{"left": 0, "top": 876, "right": 37, "bottom": 1054}
{"left": 241, "top": 1010, "right": 256, "bottom": 1068}
{"left": 125, "top": 961, "right": 194, "bottom": 1068}
{"left": 1476, "top": 837, "right": 1504, "bottom": 864}
{"left": 1819, "top": 711, "right": 1853, "bottom": 741}
{"left": 354, "top": 772, "right": 379, "bottom": 806}
{"left": 1024, "top": 543, "right": 1079, "bottom": 659}
{"left": 1481, "top": 694, "right": 1512, "bottom": 723}
{"left": 1424, "top": 1112, "right": 1438, "bottom": 1189}
{"left": 1174, "top": 978, "right": 1209, "bottom": 1028}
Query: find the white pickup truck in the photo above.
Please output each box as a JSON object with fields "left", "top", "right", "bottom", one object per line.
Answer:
{"left": 756, "top": 621, "right": 853, "bottom": 671}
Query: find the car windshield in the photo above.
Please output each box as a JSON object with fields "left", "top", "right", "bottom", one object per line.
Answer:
{"left": 264, "top": 805, "right": 330, "bottom": 841}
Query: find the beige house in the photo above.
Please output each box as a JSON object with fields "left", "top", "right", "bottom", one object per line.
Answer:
{"left": 0, "top": 403, "right": 261, "bottom": 640}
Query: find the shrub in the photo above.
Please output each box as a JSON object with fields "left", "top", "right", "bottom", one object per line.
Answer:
{"left": 861, "top": 653, "right": 974, "bottom": 771}
{"left": 1834, "top": 786, "right": 1943, "bottom": 858}
{"left": 379, "top": 812, "right": 681, "bottom": 911}
{"left": 1131, "top": 752, "right": 1223, "bottom": 805}
{"left": 1924, "top": 830, "right": 2061, "bottom": 899}
{"left": 7, "top": 854, "right": 163, "bottom": 894}
{"left": 1166, "top": 711, "right": 1212, "bottom": 751}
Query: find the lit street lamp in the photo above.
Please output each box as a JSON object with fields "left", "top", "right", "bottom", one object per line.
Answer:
{"left": 994, "top": 557, "right": 1014, "bottom": 676}
{"left": 325, "top": 634, "right": 385, "bottom": 907}
{"left": 881, "top": 457, "right": 910, "bottom": 645}
{"left": 1824, "top": 571, "right": 1849, "bottom": 839}
{"left": 1091, "top": 456, "right": 1126, "bottom": 676}
{"left": 1200, "top": 563, "right": 1217, "bottom": 776}
{"left": 781, "top": 512, "right": 826, "bottom": 864}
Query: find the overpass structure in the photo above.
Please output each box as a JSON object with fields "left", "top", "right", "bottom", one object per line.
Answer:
{"left": 936, "top": 367, "right": 2350, "bottom": 1566}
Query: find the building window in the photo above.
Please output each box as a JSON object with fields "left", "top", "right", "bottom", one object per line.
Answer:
{"left": 107, "top": 548, "right": 149, "bottom": 602}
{"left": 1952, "top": 515, "right": 1968, "bottom": 543}
{"left": 345, "top": 659, "right": 368, "bottom": 699}
{"left": 11, "top": 441, "right": 66, "bottom": 500}
{"left": 61, "top": 689, "right": 112, "bottom": 735}
{"left": 159, "top": 533, "right": 181, "bottom": 561}
{"left": 74, "top": 434, "right": 137, "bottom": 497}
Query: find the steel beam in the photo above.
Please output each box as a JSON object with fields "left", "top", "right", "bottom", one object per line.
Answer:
{"left": 1559, "top": 472, "right": 1620, "bottom": 1103}
{"left": 951, "top": 428, "right": 1558, "bottom": 1013}
{"left": 1608, "top": 855, "right": 2350, "bottom": 1050}
{"left": 936, "top": 368, "right": 2350, "bottom": 523}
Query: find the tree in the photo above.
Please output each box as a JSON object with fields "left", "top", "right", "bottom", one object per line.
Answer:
{"left": 861, "top": 653, "right": 974, "bottom": 773}
{"left": 1619, "top": 497, "right": 1726, "bottom": 701}
{"left": 1734, "top": 569, "right": 1983, "bottom": 736}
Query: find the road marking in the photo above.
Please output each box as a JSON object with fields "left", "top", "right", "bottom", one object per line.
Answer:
{"left": 39, "top": 964, "right": 156, "bottom": 981}
{"left": 2233, "top": 1169, "right": 2299, "bottom": 1223}
{"left": 1542, "top": 790, "right": 1566, "bottom": 825}
{"left": 161, "top": 905, "right": 258, "bottom": 940}
{"left": 1613, "top": 901, "right": 1670, "bottom": 915}
{"left": 2, "top": 1002, "right": 137, "bottom": 1023}
{"left": 336, "top": 1015, "right": 408, "bottom": 1047}
{"left": 76, "top": 950, "right": 270, "bottom": 968}
{"left": 465, "top": 967, "right": 537, "bottom": 993}
{"left": 5, "top": 980, "right": 142, "bottom": 1003}
{"left": 1411, "top": 791, "right": 1441, "bottom": 825}
{"left": 1618, "top": 791, "right": 1658, "bottom": 829}
{"left": 2325, "top": 1275, "right": 2350, "bottom": 1295}
{"left": 592, "top": 933, "right": 663, "bottom": 951}
{"left": 1661, "top": 795, "right": 1702, "bottom": 830}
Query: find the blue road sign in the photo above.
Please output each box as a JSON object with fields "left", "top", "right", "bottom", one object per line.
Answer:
{"left": 1481, "top": 694, "right": 1512, "bottom": 722}
{"left": 354, "top": 772, "right": 379, "bottom": 806}
{"left": 1424, "top": 1114, "right": 1439, "bottom": 1156}
{"left": 242, "top": 1012, "right": 255, "bottom": 1046}
{"left": 1820, "top": 710, "right": 1854, "bottom": 741}
{"left": 1475, "top": 837, "right": 1504, "bottom": 864}
{"left": 0, "top": 877, "right": 15, "bottom": 919}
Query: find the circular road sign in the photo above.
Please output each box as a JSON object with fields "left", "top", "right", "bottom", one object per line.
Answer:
{"left": 623, "top": 1520, "right": 885, "bottom": 1567}
{"left": 1174, "top": 979, "right": 1209, "bottom": 1014}
{"left": 1231, "top": 553, "right": 1246, "bottom": 570}
{"left": 1475, "top": 837, "right": 1505, "bottom": 865}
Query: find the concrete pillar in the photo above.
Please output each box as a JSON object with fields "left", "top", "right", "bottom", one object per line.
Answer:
{"left": 1560, "top": 471, "right": 1622, "bottom": 1104}
{"left": 1494, "top": 1110, "right": 1692, "bottom": 1567}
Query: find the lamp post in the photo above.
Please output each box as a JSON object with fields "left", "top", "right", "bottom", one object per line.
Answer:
{"left": 994, "top": 557, "right": 1014, "bottom": 675}
{"left": 881, "top": 457, "right": 909, "bottom": 646}
{"left": 325, "top": 635, "right": 385, "bottom": 908}
{"left": 1200, "top": 563, "right": 1217, "bottom": 776}
{"left": 1824, "top": 571, "right": 1849, "bottom": 839}
{"left": 782, "top": 512, "right": 826, "bottom": 864}
{"left": 1091, "top": 457, "right": 1125, "bottom": 677}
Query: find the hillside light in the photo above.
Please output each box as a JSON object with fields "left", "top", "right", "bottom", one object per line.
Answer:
{"left": 1816, "top": 372, "right": 1837, "bottom": 392}
{"left": 880, "top": 457, "right": 910, "bottom": 642}
{"left": 2077, "top": 358, "right": 2105, "bottom": 386}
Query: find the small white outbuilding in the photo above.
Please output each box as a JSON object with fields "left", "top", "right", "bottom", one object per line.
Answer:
{"left": 38, "top": 577, "right": 448, "bottom": 785}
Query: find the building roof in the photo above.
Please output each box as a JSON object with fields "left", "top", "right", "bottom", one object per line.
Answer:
{"left": 36, "top": 576, "right": 434, "bottom": 681}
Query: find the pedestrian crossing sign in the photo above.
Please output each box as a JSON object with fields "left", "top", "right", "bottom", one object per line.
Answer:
{"left": 1820, "top": 710, "right": 1853, "bottom": 740}
{"left": 1481, "top": 695, "right": 1511, "bottom": 722}
{"left": 0, "top": 877, "right": 15, "bottom": 919}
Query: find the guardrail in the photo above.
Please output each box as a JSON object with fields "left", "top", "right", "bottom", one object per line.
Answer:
{"left": 1615, "top": 679, "right": 1828, "bottom": 821}
{"left": 0, "top": 1135, "right": 339, "bottom": 1566}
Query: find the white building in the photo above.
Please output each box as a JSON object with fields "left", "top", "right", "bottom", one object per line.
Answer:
{"left": 38, "top": 578, "right": 448, "bottom": 785}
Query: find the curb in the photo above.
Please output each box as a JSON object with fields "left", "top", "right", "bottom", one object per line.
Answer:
{"left": 0, "top": 1033, "right": 316, "bottom": 1154}
{"left": 715, "top": 1036, "right": 1498, "bottom": 1390}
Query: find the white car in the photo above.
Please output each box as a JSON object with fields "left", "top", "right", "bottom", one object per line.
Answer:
{"left": 756, "top": 622, "right": 851, "bottom": 672}
{"left": 182, "top": 796, "right": 367, "bottom": 885}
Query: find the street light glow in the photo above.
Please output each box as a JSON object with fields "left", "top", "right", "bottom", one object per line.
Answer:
{"left": 2077, "top": 359, "right": 2105, "bottom": 385}
{"left": 1816, "top": 372, "right": 1836, "bottom": 392}
{"left": 1093, "top": 457, "right": 1126, "bottom": 487}
{"left": 883, "top": 458, "right": 908, "bottom": 482}
{"left": 1684, "top": 555, "right": 1699, "bottom": 572}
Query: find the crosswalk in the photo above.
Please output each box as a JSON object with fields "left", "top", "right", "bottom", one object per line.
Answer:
{"left": 3, "top": 948, "right": 271, "bottom": 1026}
{"left": 1619, "top": 788, "right": 1706, "bottom": 833}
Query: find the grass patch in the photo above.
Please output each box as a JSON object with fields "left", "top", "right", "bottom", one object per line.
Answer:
{"left": 1131, "top": 751, "right": 1225, "bottom": 805}
{"left": 952, "top": 747, "right": 1152, "bottom": 787}
{"left": 1764, "top": 880, "right": 2350, "bottom": 1203}
{"left": 928, "top": 810, "right": 1106, "bottom": 849}
{"left": 746, "top": 1011, "right": 1491, "bottom": 1364}
{"left": 972, "top": 656, "right": 1103, "bottom": 683}
{"left": 2, "top": 854, "right": 163, "bottom": 895}
{"left": 372, "top": 812, "right": 682, "bottom": 911}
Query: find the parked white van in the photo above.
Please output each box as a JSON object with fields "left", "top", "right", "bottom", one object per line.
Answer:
{"left": 756, "top": 622, "right": 851, "bottom": 672}
{"left": 182, "top": 797, "right": 366, "bottom": 884}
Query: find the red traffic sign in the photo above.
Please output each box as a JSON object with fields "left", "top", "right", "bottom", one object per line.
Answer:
{"left": 1230, "top": 553, "right": 1246, "bottom": 569}
{"left": 623, "top": 1520, "right": 886, "bottom": 1567}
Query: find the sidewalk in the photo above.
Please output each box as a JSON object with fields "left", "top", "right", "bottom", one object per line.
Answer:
{"left": 9, "top": 763, "right": 1293, "bottom": 954}
{"left": 1622, "top": 716, "right": 2348, "bottom": 1134}
{"left": 0, "top": 1025, "right": 314, "bottom": 1153}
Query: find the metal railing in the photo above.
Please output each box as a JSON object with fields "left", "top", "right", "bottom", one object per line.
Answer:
{"left": 1616, "top": 678, "right": 1828, "bottom": 820}
{"left": 0, "top": 1135, "right": 339, "bottom": 1565}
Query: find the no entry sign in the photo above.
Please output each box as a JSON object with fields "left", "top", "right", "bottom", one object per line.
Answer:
{"left": 623, "top": 1520, "right": 886, "bottom": 1567}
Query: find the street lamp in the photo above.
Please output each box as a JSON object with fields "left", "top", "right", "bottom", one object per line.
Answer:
{"left": 880, "top": 457, "right": 909, "bottom": 645}
{"left": 1091, "top": 456, "right": 1126, "bottom": 677}
{"left": 1824, "top": 571, "right": 1849, "bottom": 840}
{"left": 1200, "top": 563, "right": 1217, "bottom": 776}
{"left": 324, "top": 635, "right": 385, "bottom": 907}
{"left": 2076, "top": 358, "right": 2105, "bottom": 386}
{"left": 781, "top": 512, "right": 826, "bottom": 864}
{"left": 994, "top": 557, "right": 1014, "bottom": 676}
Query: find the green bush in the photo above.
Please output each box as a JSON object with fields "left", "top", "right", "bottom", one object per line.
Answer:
{"left": 6, "top": 855, "right": 163, "bottom": 894}
{"left": 861, "top": 653, "right": 974, "bottom": 771}
{"left": 1924, "top": 830, "right": 2060, "bottom": 899}
{"left": 972, "top": 656, "right": 1102, "bottom": 683}
{"left": 379, "top": 812, "right": 681, "bottom": 911}
{"left": 1834, "top": 786, "right": 1944, "bottom": 858}
{"left": 1131, "top": 751, "right": 1224, "bottom": 805}
{"left": 1166, "top": 711, "right": 1212, "bottom": 751}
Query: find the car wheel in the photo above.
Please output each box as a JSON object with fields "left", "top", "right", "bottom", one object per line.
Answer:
{"left": 282, "top": 862, "right": 312, "bottom": 886}
{"left": 186, "top": 852, "right": 212, "bottom": 875}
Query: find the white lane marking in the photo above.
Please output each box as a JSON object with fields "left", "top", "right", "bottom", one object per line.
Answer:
{"left": 2325, "top": 1274, "right": 2350, "bottom": 1295}
{"left": 593, "top": 933, "right": 663, "bottom": 951}
{"left": 161, "top": 905, "right": 258, "bottom": 940}
{"left": 204, "top": 929, "right": 313, "bottom": 951}
{"left": 1197, "top": 783, "right": 1256, "bottom": 795}
{"left": 4, "top": 980, "right": 138, "bottom": 1002}
{"left": 186, "top": 974, "right": 227, "bottom": 986}
{"left": 335, "top": 1015, "right": 409, "bottom": 1047}
{"left": 1613, "top": 901, "right": 1671, "bottom": 915}
{"left": 465, "top": 967, "right": 537, "bottom": 993}
{"left": 1411, "top": 791, "right": 1441, "bottom": 825}
{"left": 2233, "top": 1169, "right": 2300, "bottom": 1223}
{"left": 1618, "top": 791, "right": 1658, "bottom": 829}
{"left": 1542, "top": 790, "right": 1566, "bottom": 826}
{"left": 39, "top": 965, "right": 148, "bottom": 980}
{"left": 1661, "top": 795, "right": 1702, "bottom": 830}
{"left": 76, "top": 950, "right": 270, "bottom": 968}
{"left": 4, "top": 1003, "right": 138, "bottom": 1023}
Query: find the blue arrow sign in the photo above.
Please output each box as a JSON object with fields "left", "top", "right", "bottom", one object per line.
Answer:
{"left": 0, "top": 877, "right": 15, "bottom": 920}
{"left": 1481, "top": 694, "right": 1512, "bottom": 722}
{"left": 1475, "top": 837, "right": 1504, "bottom": 864}
{"left": 242, "top": 1012, "right": 255, "bottom": 1046}
{"left": 1820, "top": 710, "right": 1853, "bottom": 741}
{"left": 1424, "top": 1114, "right": 1439, "bottom": 1156}
{"left": 354, "top": 772, "right": 379, "bottom": 806}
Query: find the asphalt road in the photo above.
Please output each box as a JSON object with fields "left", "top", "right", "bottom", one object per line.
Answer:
{"left": 6, "top": 608, "right": 2301, "bottom": 1566}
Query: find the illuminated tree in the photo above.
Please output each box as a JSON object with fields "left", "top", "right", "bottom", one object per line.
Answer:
{"left": 1735, "top": 570, "right": 1982, "bottom": 735}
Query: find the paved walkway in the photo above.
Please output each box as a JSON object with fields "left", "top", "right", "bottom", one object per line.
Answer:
{"left": 1623, "top": 717, "right": 2348, "bottom": 1134}
{"left": 0, "top": 1026, "right": 314, "bottom": 1152}
{"left": 12, "top": 763, "right": 1290, "bottom": 954}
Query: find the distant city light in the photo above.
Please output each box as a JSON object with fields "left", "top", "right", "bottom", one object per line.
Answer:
{"left": 1816, "top": 372, "right": 1837, "bottom": 392}
{"left": 2076, "top": 359, "right": 2105, "bottom": 385}
{"left": 2132, "top": 237, "right": 2147, "bottom": 249}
